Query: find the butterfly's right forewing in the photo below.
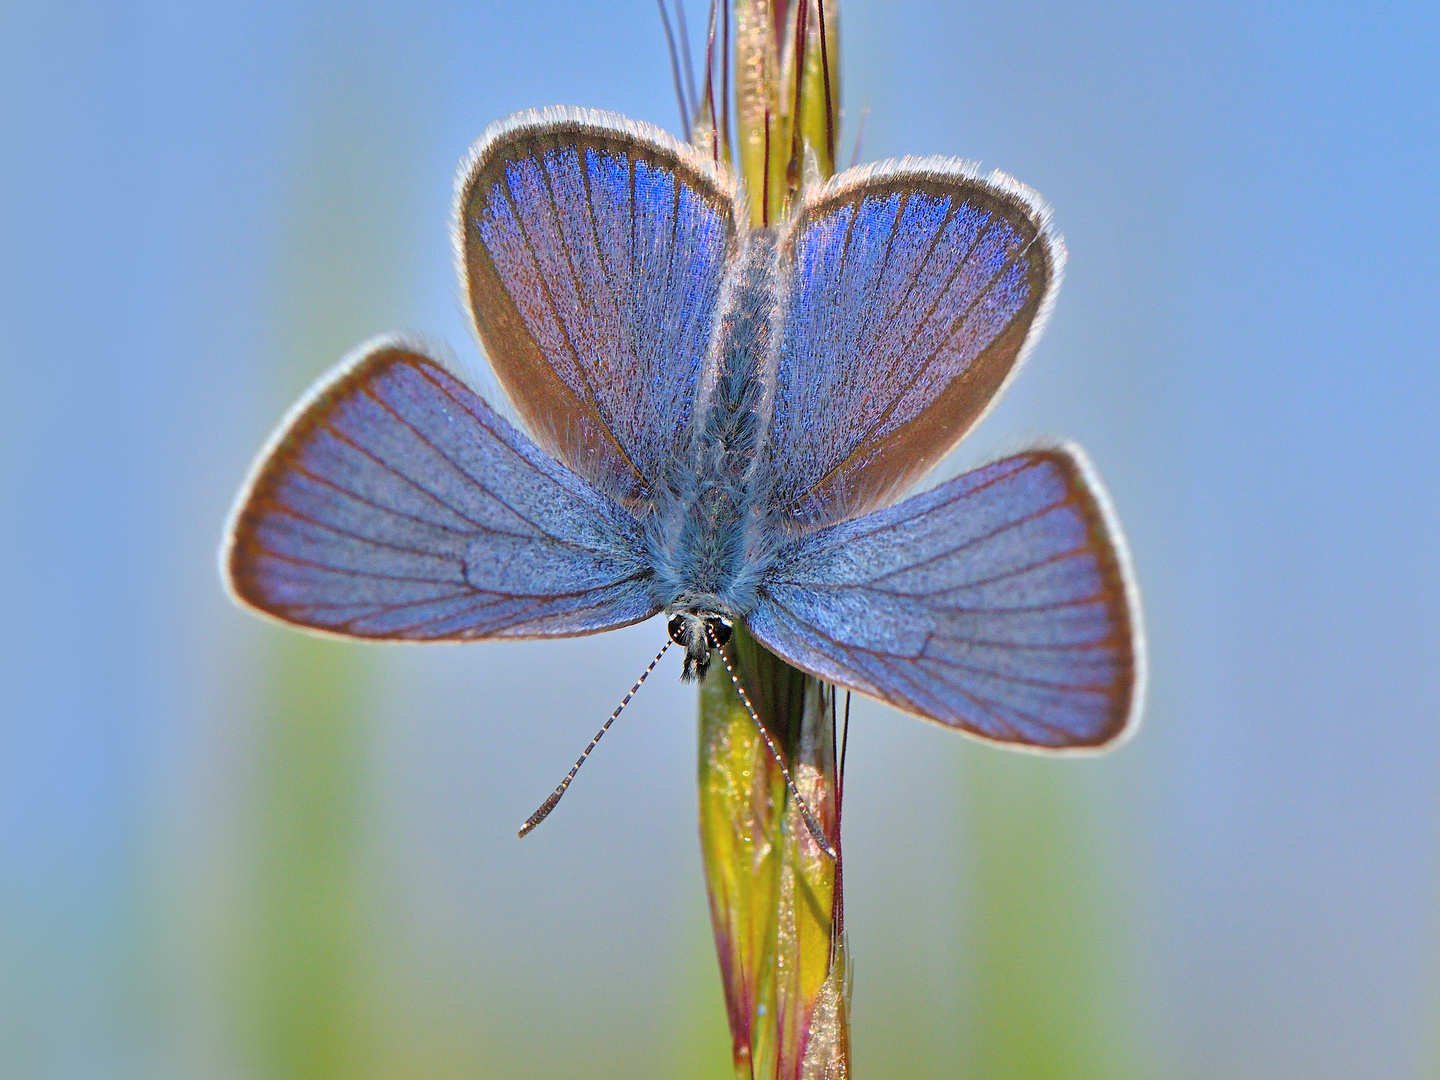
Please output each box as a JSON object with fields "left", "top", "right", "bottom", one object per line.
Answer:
{"left": 766, "top": 160, "right": 1063, "bottom": 528}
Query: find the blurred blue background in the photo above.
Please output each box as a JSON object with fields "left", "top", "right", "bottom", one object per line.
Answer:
{"left": 2, "top": 1, "right": 1437, "bottom": 1077}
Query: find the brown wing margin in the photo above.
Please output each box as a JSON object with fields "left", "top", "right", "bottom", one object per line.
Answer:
{"left": 767, "top": 156, "right": 1066, "bottom": 529}
{"left": 750, "top": 444, "right": 1144, "bottom": 751}
{"left": 454, "top": 107, "right": 738, "bottom": 509}
{"left": 222, "top": 338, "right": 658, "bottom": 642}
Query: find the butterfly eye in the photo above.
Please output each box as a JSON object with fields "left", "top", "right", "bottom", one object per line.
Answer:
{"left": 706, "top": 616, "right": 733, "bottom": 647}
{"left": 667, "top": 614, "right": 689, "bottom": 646}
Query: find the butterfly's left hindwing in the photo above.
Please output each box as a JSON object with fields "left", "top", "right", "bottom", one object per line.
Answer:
{"left": 748, "top": 447, "right": 1143, "bottom": 750}
{"left": 224, "top": 341, "right": 658, "bottom": 641}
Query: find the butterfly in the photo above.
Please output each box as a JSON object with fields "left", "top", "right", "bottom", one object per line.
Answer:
{"left": 222, "top": 107, "right": 1145, "bottom": 826}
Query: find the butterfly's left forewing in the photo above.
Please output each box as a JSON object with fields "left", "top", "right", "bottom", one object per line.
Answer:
{"left": 748, "top": 447, "right": 1143, "bottom": 750}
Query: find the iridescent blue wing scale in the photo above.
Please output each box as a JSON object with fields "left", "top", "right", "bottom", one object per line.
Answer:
{"left": 223, "top": 340, "right": 658, "bottom": 640}
{"left": 747, "top": 447, "right": 1143, "bottom": 749}
{"left": 767, "top": 159, "right": 1064, "bottom": 528}
{"left": 457, "top": 107, "right": 737, "bottom": 509}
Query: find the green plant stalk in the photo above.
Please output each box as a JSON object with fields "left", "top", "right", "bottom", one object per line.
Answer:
{"left": 696, "top": 7, "right": 847, "bottom": 1073}
{"left": 722, "top": 0, "right": 839, "bottom": 224}
{"left": 699, "top": 627, "right": 848, "bottom": 1078}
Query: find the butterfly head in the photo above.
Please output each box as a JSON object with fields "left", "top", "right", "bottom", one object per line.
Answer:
{"left": 667, "top": 610, "right": 734, "bottom": 682}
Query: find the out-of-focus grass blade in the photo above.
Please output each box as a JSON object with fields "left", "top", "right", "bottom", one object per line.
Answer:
{"left": 960, "top": 749, "right": 1140, "bottom": 1080}
{"left": 248, "top": 636, "right": 376, "bottom": 1079}
{"left": 239, "top": 50, "right": 416, "bottom": 1080}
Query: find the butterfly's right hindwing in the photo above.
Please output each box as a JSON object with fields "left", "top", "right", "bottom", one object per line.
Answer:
{"left": 748, "top": 447, "right": 1143, "bottom": 750}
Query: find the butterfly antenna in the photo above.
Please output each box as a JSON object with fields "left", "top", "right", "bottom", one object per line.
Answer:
{"left": 708, "top": 628, "right": 837, "bottom": 859}
{"left": 657, "top": 0, "right": 692, "bottom": 136}
{"left": 519, "top": 641, "right": 671, "bottom": 839}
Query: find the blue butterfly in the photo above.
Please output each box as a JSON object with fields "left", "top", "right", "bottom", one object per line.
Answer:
{"left": 223, "top": 107, "right": 1145, "bottom": 789}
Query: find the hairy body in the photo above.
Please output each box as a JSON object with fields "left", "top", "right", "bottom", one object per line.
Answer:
{"left": 647, "top": 231, "right": 781, "bottom": 671}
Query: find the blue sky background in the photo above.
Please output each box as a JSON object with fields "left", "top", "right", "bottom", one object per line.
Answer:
{"left": 1, "top": 2, "right": 1437, "bottom": 1077}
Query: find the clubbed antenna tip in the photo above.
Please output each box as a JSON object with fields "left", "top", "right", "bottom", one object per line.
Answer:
{"left": 519, "top": 641, "right": 671, "bottom": 839}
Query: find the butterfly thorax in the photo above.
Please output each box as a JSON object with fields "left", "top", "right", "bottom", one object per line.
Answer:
{"left": 644, "top": 231, "right": 782, "bottom": 656}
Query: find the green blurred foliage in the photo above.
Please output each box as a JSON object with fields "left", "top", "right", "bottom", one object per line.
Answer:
{"left": 238, "top": 48, "right": 406, "bottom": 1080}
{"left": 244, "top": 636, "right": 378, "bottom": 1080}
{"left": 960, "top": 749, "right": 1139, "bottom": 1080}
